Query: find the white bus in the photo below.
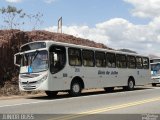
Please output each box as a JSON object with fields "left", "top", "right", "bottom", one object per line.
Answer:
{"left": 150, "top": 58, "right": 160, "bottom": 86}
{"left": 14, "top": 40, "right": 150, "bottom": 97}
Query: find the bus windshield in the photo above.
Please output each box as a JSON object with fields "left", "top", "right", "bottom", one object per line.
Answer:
{"left": 151, "top": 63, "right": 160, "bottom": 76}
{"left": 20, "top": 50, "right": 48, "bottom": 73}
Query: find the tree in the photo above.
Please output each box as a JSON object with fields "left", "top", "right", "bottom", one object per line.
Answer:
{"left": 0, "top": 5, "right": 44, "bottom": 30}
{"left": 27, "top": 12, "right": 43, "bottom": 30}
{"left": 0, "top": 5, "right": 26, "bottom": 29}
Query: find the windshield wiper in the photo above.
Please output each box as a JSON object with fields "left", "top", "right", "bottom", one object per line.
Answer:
{"left": 30, "top": 50, "right": 39, "bottom": 66}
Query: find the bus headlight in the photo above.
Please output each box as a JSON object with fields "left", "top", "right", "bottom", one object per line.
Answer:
{"left": 37, "top": 74, "right": 48, "bottom": 84}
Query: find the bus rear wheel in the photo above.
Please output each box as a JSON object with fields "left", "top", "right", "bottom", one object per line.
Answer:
{"left": 45, "top": 91, "right": 58, "bottom": 98}
{"left": 123, "top": 78, "right": 135, "bottom": 91}
{"left": 69, "top": 81, "right": 82, "bottom": 97}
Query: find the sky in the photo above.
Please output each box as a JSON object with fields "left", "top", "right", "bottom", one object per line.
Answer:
{"left": 0, "top": 0, "right": 160, "bottom": 56}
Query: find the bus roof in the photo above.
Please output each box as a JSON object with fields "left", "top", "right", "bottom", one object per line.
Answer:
{"left": 150, "top": 58, "right": 160, "bottom": 60}
{"left": 20, "top": 40, "right": 148, "bottom": 58}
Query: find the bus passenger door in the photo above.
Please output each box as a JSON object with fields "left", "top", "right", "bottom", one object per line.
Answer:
{"left": 49, "top": 45, "right": 67, "bottom": 90}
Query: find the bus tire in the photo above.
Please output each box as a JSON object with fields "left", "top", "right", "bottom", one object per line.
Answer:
{"left": 152, "top": 83, "right": 156, "bottom": 87}
{"left": 104, "top": 87, "right": 114, "bottom": 92}
{"left": 69, "top": 81, "right": 82, "bottom": 97}
{"left": 45, "top": 91, "right": 58, "bottom": 98}
{"left": 124, "top": 78, "right": 135, "bottom": 91}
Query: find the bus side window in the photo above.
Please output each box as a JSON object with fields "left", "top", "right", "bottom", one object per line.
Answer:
{"left": 82, "top": 50, "right": 95, "bottom": 67}
{"left": 68, "top": 48, "right": 82, "bottom": 66}
{"left": 116, "top": 54, "right": 127, "bottom": 68}
{"left": 127, "top": 55, "right": 136, "bottom": 69}
{"left": 95, "top": 51, "right": 106, "bottom": 67}
{"left": 143, "top": 57, "right": 149, "bottom": 69}
{"left": 106, "top": 52, "right": 116, "bottom": 68}
{"left": 136, "top": 57, "right": 143, "bottom": 69}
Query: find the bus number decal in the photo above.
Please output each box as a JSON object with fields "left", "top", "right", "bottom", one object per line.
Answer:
{"left": 75, "top": 68, "right": 80, "bottom": 72}
{"left": 63, "top": 73, "right": 68, "bottom": 77}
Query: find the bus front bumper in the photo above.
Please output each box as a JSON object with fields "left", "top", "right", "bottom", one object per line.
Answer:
{"left": 151, "top": 77, "right": 160, "bottom": 84}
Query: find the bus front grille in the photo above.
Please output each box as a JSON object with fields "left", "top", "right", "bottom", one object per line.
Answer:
{"left": 20, "top": 81, "right": 39, "bottom": 90}
{"left": 21, "top": 81, "right": 37, "bottom": 85}
{"left": 23, "top": 87, "right": 36, "bottom": 90}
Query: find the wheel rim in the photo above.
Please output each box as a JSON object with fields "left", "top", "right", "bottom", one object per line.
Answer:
{"left": 72, "top": 83, "right": 80, "bottom": 93}
{"left": 129, "top": 80, "right": 134, "bottom": 88}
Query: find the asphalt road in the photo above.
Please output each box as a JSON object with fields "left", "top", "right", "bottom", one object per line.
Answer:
{"left": 0, "top": 86, "right": 160, "bottom": 120}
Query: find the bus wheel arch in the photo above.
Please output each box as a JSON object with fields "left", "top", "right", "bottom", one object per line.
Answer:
{"left": 124, "top": 76, "right": 135, "bottom": 91}
{"left": 69, "top": 76, "right": 84, "bottom": 97}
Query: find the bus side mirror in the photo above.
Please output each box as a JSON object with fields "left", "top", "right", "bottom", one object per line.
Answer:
{"left": 14, "top": 54, "right": 21, "bottom": 67}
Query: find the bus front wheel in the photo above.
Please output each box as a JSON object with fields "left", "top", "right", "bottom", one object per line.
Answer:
{"left": 69, "top": 81, "right": 82, "bottom": 97}
{"left": 45, "top": 91, "right": 58, "bottom": 98}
